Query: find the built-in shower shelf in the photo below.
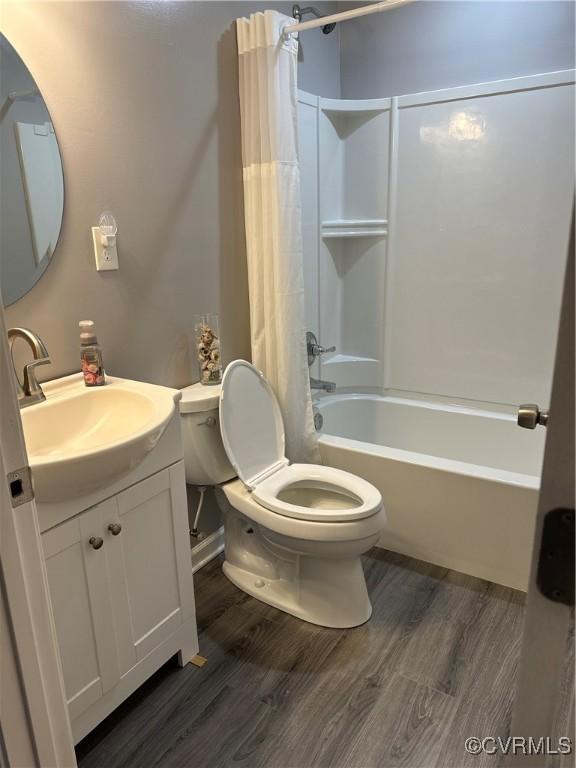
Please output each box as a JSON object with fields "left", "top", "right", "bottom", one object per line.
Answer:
{"left": 320, "top": 97, "right": 391, "bottom": 115}
{"left": 321, "top": 220, "right": 388, "bottom": 239}
{"left": 322, "top": 354, "right": 382, "bottom": 388}
{"left": 323, "top": 353, "right": 379, "bottom": 365}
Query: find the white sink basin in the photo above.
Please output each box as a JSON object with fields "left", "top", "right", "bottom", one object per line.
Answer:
{"left": 21, "top": 374, "right": 180, "bottom": 502}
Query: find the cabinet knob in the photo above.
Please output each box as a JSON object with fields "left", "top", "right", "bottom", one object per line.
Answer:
{"left": 89, "top": 536, "right": 104, "bottom": 550}
{"left": 517, "top": 403, "right": 549, "bottom": 430}
{"left": 108, "top": 523, "right": 122, "bottom": 536}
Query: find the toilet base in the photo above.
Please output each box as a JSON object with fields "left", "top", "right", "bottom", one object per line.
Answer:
{"left": 216, "top": 485, "right": 380, "bottom": 629}
{"left": 221, "top": 522, "right": 373, "bottom": 628}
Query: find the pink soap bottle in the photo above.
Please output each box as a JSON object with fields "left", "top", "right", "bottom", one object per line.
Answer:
{"left": 79, "top": 320, "right": 106, "bottom": 386}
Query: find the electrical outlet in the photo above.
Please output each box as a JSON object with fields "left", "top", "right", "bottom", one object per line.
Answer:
{"left": 92, "top": 226, "right": 119, "bottom": 271}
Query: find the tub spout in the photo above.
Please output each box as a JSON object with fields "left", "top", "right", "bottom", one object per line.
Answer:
{"left": 310, "top": 376, "right": 336, "bottom": 393}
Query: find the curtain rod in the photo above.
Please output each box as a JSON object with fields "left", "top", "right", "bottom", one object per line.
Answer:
{"left": 282, "top": 0, "right": 417, "bottom": 37}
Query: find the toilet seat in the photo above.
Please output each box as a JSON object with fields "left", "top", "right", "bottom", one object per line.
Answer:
{"left": 219, "top": 360, "right": 382, "bottom": 524}
{"left": 253, "top": 463, "right": 381, "bottom": 522}
{"left": 220, "top": 478, "right": 386, "bottom": 542}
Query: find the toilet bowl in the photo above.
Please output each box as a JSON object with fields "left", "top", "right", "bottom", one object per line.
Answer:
{"left": 179, "top": 359, "right": 385, "bottom": 628}
{"left": 216, "top": 479, "right": 385, "bottom": 628}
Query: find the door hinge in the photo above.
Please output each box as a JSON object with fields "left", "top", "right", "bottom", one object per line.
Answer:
{"left": 536, "top": 507, "right": 575, "bottom": 606}
{"left": 6, "top": 465, "right": 34, "bottom": 508}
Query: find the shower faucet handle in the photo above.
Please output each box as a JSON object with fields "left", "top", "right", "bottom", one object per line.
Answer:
{"left": 517, "top": 404, "right": 549, "bottom": 430}
{"left": 314, "top": 343, "right": 336, "bottom": 355}
{"left": 306, "top": 331, "right": 335, "bottom": 367}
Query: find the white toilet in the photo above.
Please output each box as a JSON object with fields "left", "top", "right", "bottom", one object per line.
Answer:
{"left": 179, "top": 360, "right": 386, "bottom": 628}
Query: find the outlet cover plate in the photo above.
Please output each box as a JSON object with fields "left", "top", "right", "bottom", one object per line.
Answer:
{"left": 92, "top": 226, "right": 119, "bottom": 271}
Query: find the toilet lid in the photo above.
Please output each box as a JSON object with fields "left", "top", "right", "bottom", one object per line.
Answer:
{"left": 219, "top": 360, "right": 288, "bottom": 489}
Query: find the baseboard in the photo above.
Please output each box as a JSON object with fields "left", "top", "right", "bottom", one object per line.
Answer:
{"left": 191, "top": 526, "right": 225, "bottom": 573}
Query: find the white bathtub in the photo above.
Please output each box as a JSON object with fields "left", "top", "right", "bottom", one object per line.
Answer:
{"left": 316, "top": 394, "right": 545, "bottom": 591}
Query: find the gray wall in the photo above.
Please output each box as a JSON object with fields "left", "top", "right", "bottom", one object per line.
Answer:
{"left": 340, "top": 1, "right": 575, "bottom": 98}
{"left": 1, "top": 1, "right": 340, "bottom": 386}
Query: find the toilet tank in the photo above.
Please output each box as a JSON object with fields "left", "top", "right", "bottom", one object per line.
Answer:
{"left": 179, "top": 383, "right": 235, "bottom": 486}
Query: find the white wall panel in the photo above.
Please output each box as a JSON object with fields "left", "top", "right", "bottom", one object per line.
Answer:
{"left": 318, "top": 101, "right": 391, "bottom": 389}
{"left": 299, "top": 91, "right": 392, "bottom": 389}
{"left": 386, "top": 77, "right": 574, "bottom": 405}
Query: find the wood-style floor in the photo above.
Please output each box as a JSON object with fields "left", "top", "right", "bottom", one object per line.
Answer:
{"left": 75, "top": 548, "right": 566, "bottom": 768}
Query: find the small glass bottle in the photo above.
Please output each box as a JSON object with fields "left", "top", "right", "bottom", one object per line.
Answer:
{"left": 79, "top": 320, "right": 106, "bottom": 387}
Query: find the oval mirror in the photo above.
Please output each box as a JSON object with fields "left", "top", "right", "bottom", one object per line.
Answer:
{"left": 0, "top": 33, "right": 64, "bottom": 306}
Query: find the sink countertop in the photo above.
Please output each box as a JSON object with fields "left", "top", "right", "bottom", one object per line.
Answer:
{"left": 23, "top": 373, "right": 184, "bottom": 509}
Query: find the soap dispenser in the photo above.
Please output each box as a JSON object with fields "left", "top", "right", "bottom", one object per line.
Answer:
{"left": 79, "top": 320, "right": 105, "bottom": 386}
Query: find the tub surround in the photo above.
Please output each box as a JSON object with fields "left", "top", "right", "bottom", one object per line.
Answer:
{"left": 300, "top": 70, "right": 574, "bottom": 402}
{"left": 299, "top": 69, "right": 573, "bottom": 592}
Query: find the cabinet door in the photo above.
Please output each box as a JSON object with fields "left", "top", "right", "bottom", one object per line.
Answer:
{"left": 42, "top": 501, "right": 119, "bottom": 721}
{"left": 105, "top": 462, "right": 195, "bottom": 673}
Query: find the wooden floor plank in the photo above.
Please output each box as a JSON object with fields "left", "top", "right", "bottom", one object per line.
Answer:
{"left": 77, "top": 549, "right": 534, "bottom": 768}
{"left": 343, "top": 672, "right": 457, "bottom": 768}
{"left": 391, "top": 574, "right": 494, "bottom": 697}
{"left": 433, "top": 584, "right": 526, "bottom": 767}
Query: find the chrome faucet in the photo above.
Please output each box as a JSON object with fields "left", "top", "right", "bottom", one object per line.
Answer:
{"left": 306, "top": 331, "right": 336, "bottom": 393}
{"left": 8, "top": 327, "right": 51, "bottom": 408}
{"left": 306, "top": 331, "right": 335, "bottom": 366}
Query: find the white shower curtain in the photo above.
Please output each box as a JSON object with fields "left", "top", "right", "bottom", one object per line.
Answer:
{"left": 236, "top": 10, "right": 320, "bottom": 463}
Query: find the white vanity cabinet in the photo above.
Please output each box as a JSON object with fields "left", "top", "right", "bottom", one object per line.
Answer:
{"left": 40, "top": 459, "right": 198, "bottom": 744}
{"left": 42, "top": 502, "right": 119, "bottom": 722}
